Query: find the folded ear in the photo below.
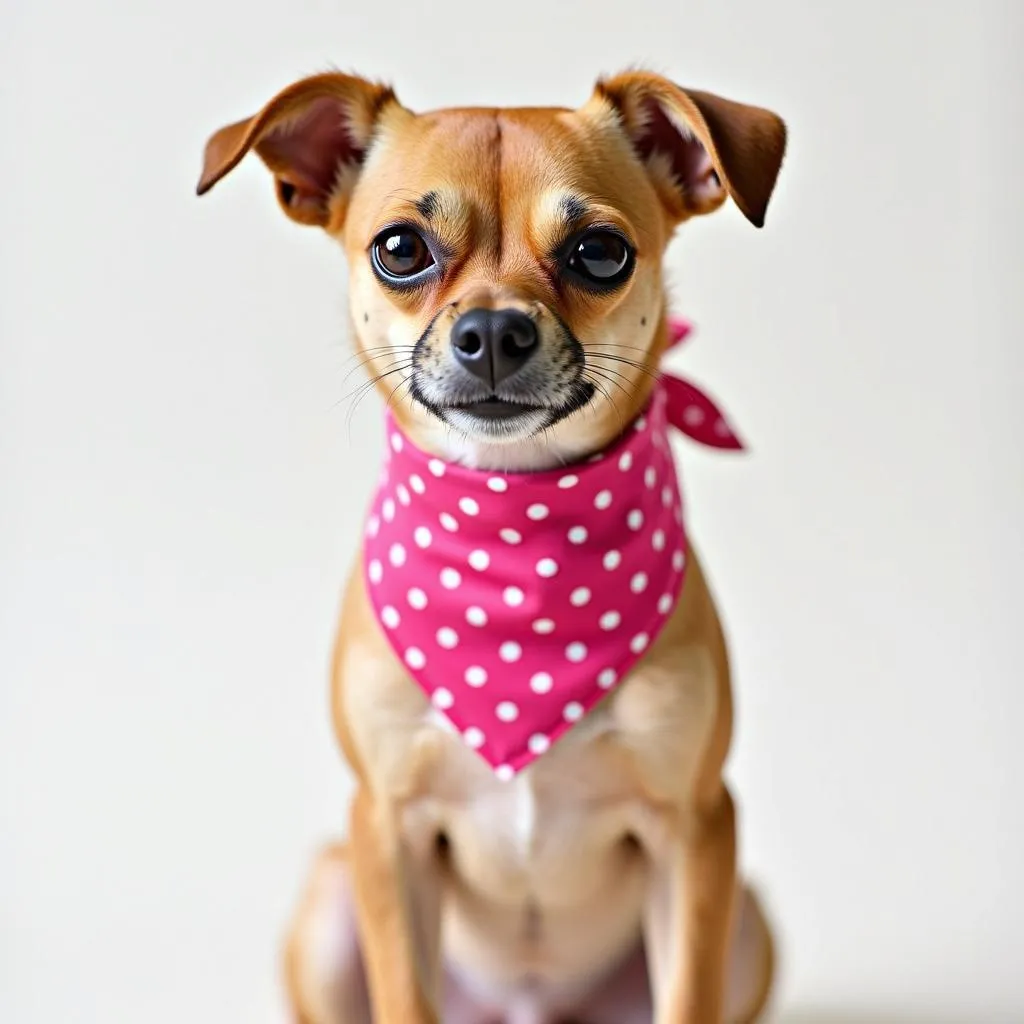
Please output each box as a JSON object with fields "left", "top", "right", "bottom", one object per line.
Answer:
{"left": 593, "top": 71, "right": 787, "bottom": 228}
{"left": 196, "top": 72, "right": 399, "bottom": 227}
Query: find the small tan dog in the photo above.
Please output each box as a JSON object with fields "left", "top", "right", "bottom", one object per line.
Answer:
{"left": 199, "top": 68, "right": 786, "bottom": 1024}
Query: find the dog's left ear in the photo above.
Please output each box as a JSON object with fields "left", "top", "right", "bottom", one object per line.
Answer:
{"left": 592, "top": 71, "right": 787, "bottom": 228}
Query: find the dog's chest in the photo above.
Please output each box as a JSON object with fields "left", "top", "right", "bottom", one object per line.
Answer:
{"left": 401, "top": 650, "right": 717, "bottom": 894}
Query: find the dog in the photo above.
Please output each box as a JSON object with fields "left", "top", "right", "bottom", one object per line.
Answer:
{"left": 198, "top": 68, "right": 786, "bottom": 1024}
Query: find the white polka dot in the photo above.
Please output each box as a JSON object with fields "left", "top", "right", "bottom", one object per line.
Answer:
{"left": 432, "top": 687, "right": 454, "bottom": 710}
{"left": 528, "top": 734, "right": 550, "bottom": 755}
{"left": 496, "top": 700, "right": 519, "bottom": 722}
{"left": 503, "top": 586, "right": 525, "bottom": 607}
{"left": 673, "top": 550, "right": 686, "bottom": 572}
{"left": 440, "top": 567, "right": 462, "bottom": 589}
{"left": 630, "top": 571, "right": 649, "bottom": 594}
{"left": 366, "top": 515, "right": 380, "bottom": 538}
{"left": 465, "top": 605, "right": 488, "bottom": 626}
{"left": 439, "top": 512, "right": 459, "bottom": 532}
{"left": 603, "top": 550, "right": 622, "bottom": 571}
{"left": 563, "top": 701, "right": 584, "bottom": 722}
{"left": 683, "top": 405, "right": 705, "bottom": 426}
{"left": 652, "top": 529, "right": 666, "bottom": 551}
{"left": 459, "top": 496, "right": 480, "bottom": 516}
{"left": 389, "top": 542, "right": 407, "bottom": 567}
{"left": 594, "top": 489, "right": 613, "bottom": 510}
{"left": 396, "top": 484, "right": 411, "bottom": 506}
{"left": 499, "top": 641, "right": 523, "bottom": 663}
{"left": 644, "top": 466, "right": 657, "bottom": 489}
{"left": 368, "top": 559, "right": 383, "bottom": 584}
{"left": 468, "top": 549, "right": 490, "bottom": 571}
{"left": 465, "top": 665, "right": 488, "bottom": 687}
{"left": 405, "top": 647, "right": 426, "bottom": 669}
{"left": 436, "top": 627, "right": 459, "bottom": 649}
{"left": 428, "top": 458, "right": 446, "bottom": 477}
{"left": 407, "top": 587, "right": 428, "bottom": 610}
{"left": 536, "top": 557, "right": 559, "bottom": 578}
{"left": 598, "top": 668, "right": 618, "bottom": 689}
{"left": 658, "top": 593, "right": 674, "bottom": 615}
{"left": 627, "top": 509, "right": 644, "bottom": 531}
{"left": 599, "top": 610, "right": 621, "bottom": 630}
{"left": 527, "top": 503, "right": 549, "bottom": 521}
{"left": 634, "top": 415, "right": 647, "bottom": 431}
{"left": 390, "top": 433, "right": 403, "bottom": 453}
{"left": 618, "top": 451, "right": 633, "bottom": 471}
{"left": 382, "top": 498, "right": 396, "bottom": 522}
{"left": 532, "top": 618, "right": 556, "bottom": 634}
{"left": 630, "top": 632, "right": 649, "bottom": 654}
{"left": 500, "top": 527, "right": 522, "bottom": 545}
{"left": 568, "top": 525, "right": 588, "bottom": 544}
{"left": 409, "top": 473, "right": 426, "bottom": 494}
{"left": 558, "top": 474, "right": 579, "bottom": 489}
{"left": 714, "top": 417, "right": 731, "bottom": 438}
{"left": 570, "top": 586, "right": 591, "bottom": 607}
{"left": 495, "top": 764, "right": 514, "bottom": 781}
{"left": 414, "top": 526, "right": 432, "bottom": 548}
{"left": 464, "top": 726, "right": 485, "bottom": 749}
{"left": 530, "top": 672, "right": 554, "bottom": 694}
{"left": 566, "top": 642, "right": 588, "bottom": 663}
{"left": 381, "top": 606, "right": 400, "bottom": 629}
{"left": 487, "top": 476, "right": 508, "bottom": 492}
{"left": 662, "top": 486, "right": 673, "bottom": 507}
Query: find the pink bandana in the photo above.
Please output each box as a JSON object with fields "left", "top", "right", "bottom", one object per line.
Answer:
{"left": 361, "top": 318, "right": 743, "bottom": 777}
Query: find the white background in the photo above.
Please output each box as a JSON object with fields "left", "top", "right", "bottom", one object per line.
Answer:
{"left": 2, "top": 1, "right": 1022, "bottom": 1022}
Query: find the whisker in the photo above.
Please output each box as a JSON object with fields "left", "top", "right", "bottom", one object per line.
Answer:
{"left": 587, "top": 352, "right": 661, "bottom": 382}
{"left": 583, "top": 371, "right": 628, "bottom": 423}
{"left": 334, "top": 362, "right": 413, "bottom": 420}
{"left": 336, "top": 351, "right": 415, "bottom": 390}
{"left": 344, "top": 366, "right": 414, "bottom": 438}
{"left": 583, "top": 363, "right": 643, "bottom": 399}
{"left": 587, "top": 342, "right": 650, "bottom": 354}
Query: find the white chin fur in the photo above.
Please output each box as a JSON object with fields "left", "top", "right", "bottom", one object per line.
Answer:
{"left": 428, "top": 411, "right": 584, "bottom": 473}
{"left": 443, "top": 408, "right": 551, "bottom": 445}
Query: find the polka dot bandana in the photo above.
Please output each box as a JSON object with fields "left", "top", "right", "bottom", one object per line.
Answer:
{"left": 361, "top": 318, "right": 743, "bottom": 776}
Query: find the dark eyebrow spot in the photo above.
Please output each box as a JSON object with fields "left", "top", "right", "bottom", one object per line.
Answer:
{"left": 414, "top": 190, "right": 440, "bottom": 220}
{"left": 558, "top": 194, "right": 589, "bottom": 228}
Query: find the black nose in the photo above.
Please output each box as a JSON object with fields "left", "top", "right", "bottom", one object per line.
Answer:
{"left": 449, "top": 308, "right": 539, "bottom": 389}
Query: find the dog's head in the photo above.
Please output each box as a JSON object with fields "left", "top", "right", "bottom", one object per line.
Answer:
{"left": 198, "top": 71, "right": 785, "bottom": 468}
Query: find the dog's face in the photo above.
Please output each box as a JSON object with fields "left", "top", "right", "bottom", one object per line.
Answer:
{"left": 199, "top": 73, "right": 785, "bottom": 467}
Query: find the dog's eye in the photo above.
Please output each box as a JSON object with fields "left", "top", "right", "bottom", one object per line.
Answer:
{"left": 565, "top": 230, "right": 634, "bottom": 288}
{"left": 371, "top": 228, "right": 435, "bottom": 281}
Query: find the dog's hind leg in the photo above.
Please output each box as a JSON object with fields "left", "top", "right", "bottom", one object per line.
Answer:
{"left": 724, "top": 884, "right": 776, "bottom": 1024}
{"left": 282, "top": 841, "right": 371, "bottom": 1024}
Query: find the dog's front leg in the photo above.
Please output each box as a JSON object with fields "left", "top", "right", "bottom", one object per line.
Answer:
{"left": 348, "top": 786, "right": 442, "bottom": 1024}
{"left": 643, "top": 788, "right": 737, "bottom": 1024}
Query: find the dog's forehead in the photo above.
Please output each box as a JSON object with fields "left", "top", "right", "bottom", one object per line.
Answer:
{"left": 351, "top": 104, "right": 658, "bottom": 245}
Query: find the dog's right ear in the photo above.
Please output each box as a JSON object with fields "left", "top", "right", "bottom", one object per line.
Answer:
{"left": 196, "top": 73, "right": 400, "bottom": 228}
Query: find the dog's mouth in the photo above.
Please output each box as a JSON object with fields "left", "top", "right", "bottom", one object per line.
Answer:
{"left": 451, "top": 397, "right": 544, "bottom": 420}
{"left": 409, "top": 382, "right": 597, "bottom": 440}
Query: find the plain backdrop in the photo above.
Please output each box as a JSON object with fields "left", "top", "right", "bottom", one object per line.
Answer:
{"left": 2, "top": 0, "right": 1022, "bottom": 1021}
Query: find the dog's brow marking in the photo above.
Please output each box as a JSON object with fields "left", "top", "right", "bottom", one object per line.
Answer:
{"left": 558, "top": 194, "right": 589, "bottom": 229}
{"left": 414, "top": 190, "right": 440, "bottom": 220}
